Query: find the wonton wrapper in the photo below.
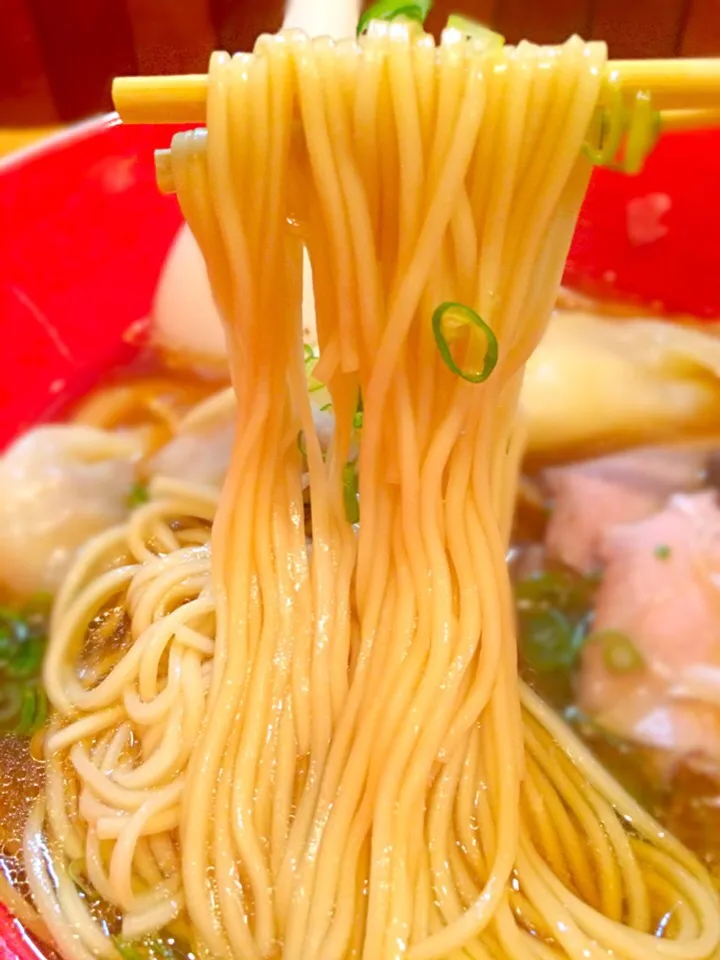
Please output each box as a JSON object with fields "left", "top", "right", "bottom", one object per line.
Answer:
{"left": 523, "top": 310, "right": 720, "bottom": 456}
{"left": 0, "top": 426, "right": 142, "bottom": 596}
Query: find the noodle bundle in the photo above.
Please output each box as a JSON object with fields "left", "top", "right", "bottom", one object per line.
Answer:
{"left": 28, "top": 22, "right": 720, "bottom": 960}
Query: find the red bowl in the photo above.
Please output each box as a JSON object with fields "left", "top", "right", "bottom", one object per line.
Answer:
{"left": 565, "top": 127, "right": 720, "bottom": 320}
{"left": 0, "top": 115, "right": 720, "bottom": 960}
{"left": 1, "top": 118, "right": 720, "bottom": 452}
{"left": 0, "top": 115, "right": 185, "bottom": 449}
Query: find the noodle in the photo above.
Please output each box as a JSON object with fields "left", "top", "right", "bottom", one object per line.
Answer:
{"left": 28, "top": 480, "right": 217, "bottom": 951}
{"left": 29, "top": 21, "right": 720, "bottom": 960}
{"left": 72, "top": 377, "right": 224, "bottom": 460}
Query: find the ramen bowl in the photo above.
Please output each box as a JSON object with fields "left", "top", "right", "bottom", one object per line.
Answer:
{"left": 1, "top": 114, "right": 720, "bottom": 960}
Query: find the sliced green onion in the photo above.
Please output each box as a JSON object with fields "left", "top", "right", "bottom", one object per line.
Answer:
{"left": 583, "top": 81, "right": 626, "bottom": 166}
{"left": 0, "top": 608, "right": 24, "bottom": 651}
{"left": 584, "top": 83, "right": 660, "bottom": 175}
{"left": 34, "top": 685, "right": 48, "bottom": 731}
{"left": 357, "top": 0, "right": 432, "bottom": 35}
{"left": 654, "top": 544, "right": 671, "bottom": 561}
{"left": 14, "top": 684, "right": 47, "bottom": 736}
{"left": 304, "top": 344, "right": 326, "bottom": 394}
{"left": 0, "top": 606, "right": 23, "bottom": 628}
{"left": 6, "top": 635, "right": 44, "bottom": 679}
{"left": 0, "top": 597, "right": 50, "bottom": 709}
{"left": 516, "top": 566, "right": 598, "bottom": 688}
{"left": 303, "top": 344, "right": 331, "bottom": 407}
{"left": 516, "top": 568, "right": 598, "bottom": 616}
{"left": 17, "top": 688, "right": 37, "bottom": 735}
{"left": 113, "top": 937, "right": 187, "bottom": 960}
{"left": 22, "top": 591, "right": 53, "bottom": 623}
{"left": 320, "top": 402, "right": 333, "bottom": 412}
{"left": 0, "top": 632, "right": 13, "bottom": 664}
{"left": 343, "top": 463, "right": 360, "bottom": 525}
{"left": 68, "top": 859, "right": 96, "bottom": 899}
{"left": 127, "top": 482, "right": 150, "bottom": 509}
{"left": 113, "top": 940, "right": 147, "bottom": 960}
{"left": 0, "top": 687, "right": 21, "bottom": 725}
{"left": 432, "top": 301, "right": 498, "bottom": 384}
{"left": 352, "top": 390, "right": 364, "bottom": 430}
{"left": 521, "top": 608, "right": 585, "bottom": 672}
{"left": 597, "top": 630, "right": 644, "bottom": 674}
{"left": 624, "top": 90, "right": 660, "bottom": 175}
{"left": 297, "top": 431, "right": 307, "bottom": 457}
{"left": 446, "top": 14, "right": 504, "bottom": 48}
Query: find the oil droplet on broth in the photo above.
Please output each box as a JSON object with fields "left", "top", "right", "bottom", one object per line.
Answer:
{"left": 0, "top": 733, "right": 45, "bottom": 901}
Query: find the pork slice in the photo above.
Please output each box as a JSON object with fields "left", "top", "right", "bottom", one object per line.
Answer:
{"left": 544, "top": 446, "right": 708, "bottom": 574}
{"left": 577, "top": 491, "right": 720, "bottom": 769}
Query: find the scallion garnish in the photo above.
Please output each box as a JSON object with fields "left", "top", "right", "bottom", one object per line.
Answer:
{"left": 520, "top": 608, "right": 587, "bottom": 672}
{"left": 5, "top": 633, "right": 44, "bottom": 679}
{"left": 584, "top": 83, "right": 660, "bottom": 175}
{"left": 113, "top": 936, "right": 189, "bottom": 960}
{"left": 654, "top": 544, "right": 671, "bottom": 561}
{"left": 0, "top": 594, "right": 50, "bottom": 735}
{"left": 304, "top": 343, "right": 326, "bottom": 394}
{"left": 353, "top": 391, "right": 364, "bottom": 430}
{"left": 15, "top": 685, "right": 46, "bottom": 736}
{"left": 343, "top": 463, "right": 360, "bottom": 525}
{"left": 623, "top": 90, "right": 659, "bottom": 175}
{"left": 446, "top": 14, "right": 505, "bottom": 48}
{"left": 432, "top": 301, "right": 498, "bottom": 384}
{"left": 113, "top": 940, "right": 152, "bottom": 960}
{"left": 583, "top": 82, "right": 625, "bottom": 167}
{"left": 22, "top": 591, "right": 52, "bottom": 622}
{"left": 515, "top": 567, "right": 598, "bottom": 688}
{"left": 127, "top": 482, "right": 149, "bottom": 509}
{"left": 357, "top": 0, "right": 433, "bottom": 35}
{"left": 68, "top": 859, "right": 96, "bottom": 899}
{"left": 297, "top": 431, "right": 307, "bottom": 457}
{"left": 516, "top": 568, "right": 599, "bottom": 615}
{"left": 597, "top": 630, "right": 644, "bottom": 674}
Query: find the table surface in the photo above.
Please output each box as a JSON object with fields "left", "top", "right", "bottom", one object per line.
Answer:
{"left": 2, "top": 0, "right": 719, "bottom": 128}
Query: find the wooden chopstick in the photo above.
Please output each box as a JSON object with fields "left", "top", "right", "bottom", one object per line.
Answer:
{"left": 112, "top": 57, "right": 720, "bottom": 125}
{"left": 656, "top": 107, "right": 720, "bottom": 132}
{"left": 606, "top": 59, "right": 720, "bottom": 109}
{"left": 113, "top": 75, "right": 207, "bottom": 124}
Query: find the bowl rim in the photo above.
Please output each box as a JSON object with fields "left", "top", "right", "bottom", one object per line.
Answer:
{"left": 0, "top": 114, "right": 120, "bottom": 178}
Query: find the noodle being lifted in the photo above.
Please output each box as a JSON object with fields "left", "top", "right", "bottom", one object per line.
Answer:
{"left": 26, "top": 18, "right": 720, "bottom": 960}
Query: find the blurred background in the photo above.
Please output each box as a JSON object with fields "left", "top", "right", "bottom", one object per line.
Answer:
{"left": 1, "top": 0, "right": 719, "bottom": 151}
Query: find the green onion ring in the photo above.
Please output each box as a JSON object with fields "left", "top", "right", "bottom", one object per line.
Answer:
{"left": 432, "top": 301, "right": 499, "bottom": 384}
{"left": 357, "top": 0, "right": 432, "bottom": 36}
